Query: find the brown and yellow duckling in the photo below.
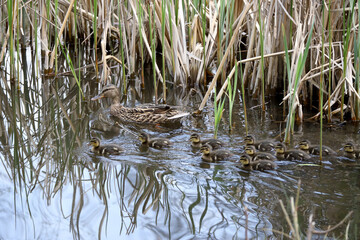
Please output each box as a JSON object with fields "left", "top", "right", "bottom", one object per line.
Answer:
{"left": 343, "top": 142, "right": 360, "bottom": 159}
{"left": 200, "top": 144, "right": 234, "bottom": 162}
{"left": 239, "top": 154, "right": 277, "bottom": 171}
{"left": 275, "top": 142, "right": 311, "bottom": 161}
{"left": 89, "top": 137, "right": 123, "bottom": 155}
{"left": 244, "top": 135, "right": 275, "bottom": 152}
{"left": 138, "top": 132, "right": 172, "bottom": 149}
{"left": 244, "top": 145, "right": 277, "bottom": 161}
{"left": 298, "top": 140, "right": 337, "bottom": 155}
{"left": 189, "top": 133, "right": 225, "bottom": 150}
{"left": 91, "top": 84, "right": 189, "bottom": 124}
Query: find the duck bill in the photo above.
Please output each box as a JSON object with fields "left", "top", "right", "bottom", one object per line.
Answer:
{"left": 91, "top": 94, "right": 104, "bottom": 101}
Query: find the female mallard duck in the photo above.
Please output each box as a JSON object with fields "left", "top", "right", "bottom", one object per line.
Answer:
{"left": 189, "top": 133, "right": 224, "bottom": 150}
{"left": 91, "top": 84, "right": 189, "bottom": 124}
{"left": 244, "top": 145, "right": 277, "bottom": 161}
{"left": 239, "top": 154, "right": 277, "bottom": 171}
{"left": 89, "top": 137, "right": 123, "bottom": 155}
{"left": 244, "top": 135, "right": 275, "bottom": 152}
{"left": 343, "top": 142, "right": 360, "bottom": 159}
{"left": 200, "top": 144, "right": 234, "bottom": 162}
{"left": 138, "top": 132, "right": 172, "bottom": 149}
{"left": 275, "top": 142, "right": 311, "bottom": 161}
{"left": 298, "top": 140, "right": 337, "bottom": 155}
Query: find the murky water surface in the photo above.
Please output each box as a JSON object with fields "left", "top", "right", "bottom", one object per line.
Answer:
{"left": 0, "top": 51, "right": 359, "bottom": 239}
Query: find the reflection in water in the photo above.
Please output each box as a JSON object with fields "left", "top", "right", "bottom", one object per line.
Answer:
{"left": 0, "top": 47, "right": 359, "bottom": 239}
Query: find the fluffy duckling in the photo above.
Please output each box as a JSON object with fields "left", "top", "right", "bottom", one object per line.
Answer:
{"left": 89, "top": 137, "right": 123, "bottom": 155}
{"left": 239, "top": 154, "right": 277, "bottom": 171}
{"left": 244, "top": 145, "right": 277, "bottom": 161}
{"left": 189, "top": 133, "right": 224, "bottom": 150}
{"left": 138, "top": 132, "right": 172, "bottom": 149}
{"left": 275, "top": 142, "right": 311, "bottom": 161}
{"left": 244, "top": 135, "right": 275, "bottom": 152}
{"left": 343, "top": 142, "right": 360, "bottom": 159}
{"left": 298, "top": 140, "right": 337, "bottom": 155}
{"left": 200, "top": 144, "right": 234, "bottom": 162}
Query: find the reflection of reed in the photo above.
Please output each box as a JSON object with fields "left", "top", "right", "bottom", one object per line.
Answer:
{"left": 126, "top": 165, "right": 171, "bottom": 234}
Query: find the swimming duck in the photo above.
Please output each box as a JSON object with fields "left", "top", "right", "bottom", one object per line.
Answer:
{"left": 89, "top": 137, "right": 123, "bottom": 155}
{"left": 244, "top": 135, "right": 275, "bottom": 152}
{"left": 244, "top": 145, "right": 277, "bottom": 161}
{"left": 91, "top": 84, "right": 189, "bottom": 124}
{"left": 275, "top": 142, "right": 311, "bottom": 161}
{"left": 189, "top": 133, "right": 224, "bottom": 150}
{"left": 239, "top": 154, "right": 277, "bottom": 171}
{"left": 343, "top": 142, "right": 360, "bottom": 159}
{"left": 298, "top": 140, "right": 337, "bottom": 155}
{"left": 138, "top": 132, "right": 172, "bottom": 149}
{"left": 200, "top": 144, "right": 234, "bottom": 162}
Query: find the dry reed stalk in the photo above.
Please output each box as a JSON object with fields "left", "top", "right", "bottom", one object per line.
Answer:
{"left": 49, "top": 0, "right": 76, "bottom": 70}
{"left": 198, "top": 2, "right": 253, "bottom": 112}
{"left": 128, "top": 0, "right": 164, "bottom": 83}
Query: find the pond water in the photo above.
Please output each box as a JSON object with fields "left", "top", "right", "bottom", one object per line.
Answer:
{"left": 0, "top": 49, "right": 359, "bottom": 239}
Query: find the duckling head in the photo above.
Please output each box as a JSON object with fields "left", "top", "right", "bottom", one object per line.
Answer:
{"left": 298, "top": 140, "right": 310, "bottom": 150}
{"left": 138, "top": 132, "right": 149, "bottom": 144}
{"left": 344, "top": 142, "right": 355, "bottom": 153}
{"left": 244, "top": 145, "right": 256, "bottom": 156}
{"left": 239, "top": 154, "right": 252, "bottom": 165}
{"left": 200, "top": 144, "right": 212, "bottom": 154}
{"left": 189, "top": 133, "right": 201, "bottom": 143}
{"left": 275, "top": 142, "right": 286, "bottom": 154}
{"left": 89, "top": 137, "right": 101, "bottom": 148}
{"left": 244, "top": 135, "right": 255, "bottom": 145}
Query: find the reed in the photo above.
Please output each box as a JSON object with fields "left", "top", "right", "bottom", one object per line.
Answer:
{"left": 283, "top": 20, "right": 315, "bottom": 143}
{"left": 258, "top": 0, "right": 265, "bottom": 111}
{"left": 227, "top": 63, "right": 238, "bottom": 131}
{"left": 213, "top": 88, "right": 225, "bottom": 138}
{"left": 161, "top": 0, "right": 166, "bottom": 103}
{"left": 356, "top": 1, "right": 360, "bottom": 119}
{"left": 138, "top": 0, "right": 145, "bottom": 88}
{"left": 0, "top": 0, "right": 359, "bottom": 135}
{"left": 276, "top": 181, "right": 353, "bottom": 239}
{"left": 149, "top": 3, "right": 158, "bottom": 102}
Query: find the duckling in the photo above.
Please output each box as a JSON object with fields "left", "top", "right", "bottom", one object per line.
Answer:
{"left": 89, "top": 137, "right": 123, "bottom": 155}
{"left": 239, "top": 154, "right": 277, "bottom": 171}
{"left": 298, "top": 140, "right": 337, "bottom": 155}
{"left": 138, "top": 132, "right": 172, "bottom": 149}
{"left": 244, "top": 145, "right": 277, "bottom": 161}
{"left": 200, "top": 144, "right": 234, "bottom": 162}
{"left": 343, "top": 142, "right": 360, "bottom": 159}
{"left": 189, "top": 133, "right": 224, "bottom": 150}
{"left": 275, "top": 142, "right": 311, "bottom": 161}
{"left": 244, "top": 135, "right": 275, "bottom": 152}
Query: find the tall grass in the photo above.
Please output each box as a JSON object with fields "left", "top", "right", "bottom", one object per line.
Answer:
{"left": 213, "top": 88, "right": 225, "bottom": 138}
{"left": 283, "top": 20, "right": 315, "bottom": 143}
{"left": 227, "top": 63, "right": 238, "bottom": 131}
{"left": 0, "top": 0, "right": 359, "bottom": 136}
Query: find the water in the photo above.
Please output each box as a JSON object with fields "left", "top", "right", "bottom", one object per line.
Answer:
{"left": 0, "top": 49, "right": 359, "bottom": 239}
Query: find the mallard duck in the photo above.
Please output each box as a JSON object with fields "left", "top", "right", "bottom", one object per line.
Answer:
{"left": 298, "top": 140, "right": 337, "bottom": 155}
{"left": 244, "top": 135, "right": 275, "bottom": 152}
{"left": 91, "top": 84, "right": 189, "bottom": 124}
{"left": 343, "top": 142, "right": 360, "bottom": 159}
{"left": 239, "top": 154, "right": 277, "bottom": 171}
{"left": 138, "top": 132, "right": 172, "bottom": 149}
{"left": 275, "top": 142, "right": 311, "bottom": 161}
{"left": 200, "top": 144, "right": 234, "bottom": 162}
{"left": 89, "top": 137, "right": 123, "bottom": 155}
{"left": 189, "top": 133, "right": 224, "bottom": 150}
{"left": 244, "top": 145, "right": 277, "bottom": 161}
